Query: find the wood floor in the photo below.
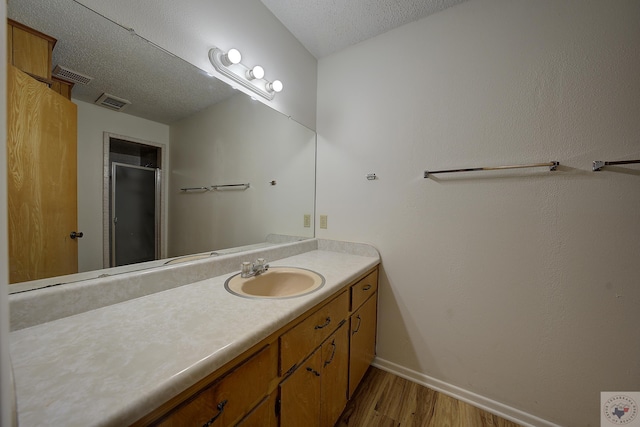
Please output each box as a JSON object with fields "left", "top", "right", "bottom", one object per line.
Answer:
{"left": 335, "top": 367, "right": 522, "bottom": 427}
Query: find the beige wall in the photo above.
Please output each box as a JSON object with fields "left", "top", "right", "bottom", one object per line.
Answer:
{"left": 169, "top": 94, "right": 315, "bottom": 257}
{"left": 76, "top": 100, "right": 170, "bottom": 272}
{"left": 316, "top": 1, "right": 640, "bottom": 425}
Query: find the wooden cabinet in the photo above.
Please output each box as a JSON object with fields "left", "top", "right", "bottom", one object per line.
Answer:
{"left": 8, "top": 19, "right": 56, "bottom": 82}
{"left": 7, "top": 19, "right": 74, "bottom": 100}
{"left": 133, "top": 266, "right": 379, "bottom": 427}
{"left": 279, "top": 269, "right": 376, "bottom": 427}
{"left": 320, "top": 321, "right": 349, "bottom": 426}
{"left": 280, "top": 291, "right": 349, "bottom": 376}
{"left": 279, "top": 291, "right": 350, "bottom": 427}
{"left": 51, "top": 77, "right": 74, "bottom": 100}
{"left": 350, "top": 269, "right": 378, "bottom": 311}
{"left": 280, "top": 348, "right": 322, "bottom": 427}
{"left": 236, "top": 391, "right": 278, "bottom": 427}
{"left": 152, "top": 344, "right": 277, "bottom": 426}
{"left": 280, "top": 321, "right": 349, "bottom": 427}
{"left": 349, "top": 293, "right": 378, "bottom": 398}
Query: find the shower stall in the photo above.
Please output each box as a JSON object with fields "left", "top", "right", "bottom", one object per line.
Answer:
{"left": 104, "top": 133, "right": 164, "bottom": 268}
{"left": 111, "top": 163, "right": 160, "bottom": 267}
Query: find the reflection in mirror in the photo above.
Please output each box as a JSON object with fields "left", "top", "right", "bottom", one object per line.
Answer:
{"left": 7, "top": 0, "right": 316, "bottom": 293}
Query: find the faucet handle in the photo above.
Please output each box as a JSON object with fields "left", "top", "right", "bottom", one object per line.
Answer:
{"left": 256, "top": 258, "right": 266, "bottom": 267}
{"left": 241, "top": 261, "right": 252, "bottom": 276}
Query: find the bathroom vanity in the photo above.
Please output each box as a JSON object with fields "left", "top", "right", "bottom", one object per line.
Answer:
{"left": 9, "top": 239, "right": 380, "bottom": 427}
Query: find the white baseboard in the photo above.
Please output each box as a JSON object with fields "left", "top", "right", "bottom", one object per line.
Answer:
{"left": 372, "top": 357, "right": 562, "bottom": 427}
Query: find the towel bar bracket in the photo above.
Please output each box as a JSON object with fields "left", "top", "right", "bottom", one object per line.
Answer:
{"left": 592, "top": 159, "right": 640, "bottom": 171}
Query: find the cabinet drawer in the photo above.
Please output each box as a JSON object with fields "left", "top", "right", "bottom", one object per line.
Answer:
{"left": 280, "top": 291, "right": 349, "bottom": 376}
{"left": 350, "top": 269, "right": 378, "bottom": 312}
{"left": 155, "top": 344, "right": 276, "bottom": 426}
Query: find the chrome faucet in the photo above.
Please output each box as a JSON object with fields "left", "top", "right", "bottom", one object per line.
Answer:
{"left": 240, "top": 258, "right": 270, "bottom": 278}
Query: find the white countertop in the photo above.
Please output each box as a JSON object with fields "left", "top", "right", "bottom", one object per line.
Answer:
{"left": 10, "top": 249, "right": 379, "bottom": 427}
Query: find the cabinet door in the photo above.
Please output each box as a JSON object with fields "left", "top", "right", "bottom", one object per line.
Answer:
{"left": 236, "top": 391, "right": 277, "bottom": 427}
{"left": 280, "top": 349, "right": 322, "bottom": 427}
{"left": 51, "top": 77, "right": 74, "bottom": 100}
{"left": 320, "top": 321, "right": 349, "bottom": 427}
{"left": 348, "top": 294, "right": 378, "bottom": 397}
{"left": 9, "top": 22, "right": 54, "bottom": 81}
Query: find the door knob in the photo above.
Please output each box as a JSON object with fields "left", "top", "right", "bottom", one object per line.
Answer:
{"left": 70, "top": 231, "right": 84, "bottom": 239}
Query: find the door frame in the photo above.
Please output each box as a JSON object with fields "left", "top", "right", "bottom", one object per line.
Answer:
{"left": 102, "top": 132, "right": 167, "bottom": 268}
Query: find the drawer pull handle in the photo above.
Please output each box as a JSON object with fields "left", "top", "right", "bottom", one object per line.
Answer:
{"left": 352, "top": 315, "right": 362, "bottom": 335}
{"left": 202, "top": 399, "right": 227, "bottom": 427}
{"left": 306, "top": 367, "right": 321, "bottom": 377}
{"left": 314, "top": 317, "right": 331, "bottom": 330}
{"left": 324, "top": 339, "right": 337, "bottom": 367}
{"left": 362, "top": 284, "right": 372, "bottom": 291}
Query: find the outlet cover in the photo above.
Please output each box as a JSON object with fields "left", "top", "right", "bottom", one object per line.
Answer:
{"left": 320, "top": 215, "right": 328, "bottom": 229}
{"left": 304, "top": 214, "right": 311, "bottom": 228}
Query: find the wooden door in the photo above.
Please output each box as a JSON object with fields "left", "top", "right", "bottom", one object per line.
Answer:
{"left": 320, "top": 321, "right": 349, "bottom": 427}
{"left": 349, "top": 295, "right": 378, "bottom": 397}
{"left": 280, "top": 349, "right": 322, "bottom": 427}
{"left": 7, "top": 65, "right": 78, "bottom": 283}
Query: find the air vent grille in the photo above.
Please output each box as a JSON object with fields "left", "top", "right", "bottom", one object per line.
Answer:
{"left": 52, "top": 65, "right": 93, "bottom": 85}
{"left": 95, "top": 93, "right": 131, "bottom": 112}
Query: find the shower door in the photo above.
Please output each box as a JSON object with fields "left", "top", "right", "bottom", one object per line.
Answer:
{"left": 111, "top": 163, "right": 160, "bottom": 267}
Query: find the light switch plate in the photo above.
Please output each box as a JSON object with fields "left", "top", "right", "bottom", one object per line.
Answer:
{"left": 304, "top": 214, "right": 311, "bottom": 228}
{"left": 319, "top": 215, "right": 328, "bottom": 229}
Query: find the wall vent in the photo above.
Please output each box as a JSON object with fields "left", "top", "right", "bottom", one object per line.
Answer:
{"left": 52, "top": 65, "right": 93, "bottom": 85}
{"left": 95, "top": 93, "right": 131, "bottom": 112}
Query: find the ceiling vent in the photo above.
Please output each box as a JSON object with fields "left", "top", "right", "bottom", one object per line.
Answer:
{"left": 95, "top": 93, "right": 131, "bottom": 112}
{"left": 52, "top": 65, "right": 93, "bottom": 85}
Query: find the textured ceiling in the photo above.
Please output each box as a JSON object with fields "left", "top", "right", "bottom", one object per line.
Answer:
{"left": 8, "top": 0, "right": 236, "bottom": 125}
{"left": 260, "top": 0, "right": 469, "bottom": 58}
{"left": 8, "top": 0, "right": 467, "bottom": 124}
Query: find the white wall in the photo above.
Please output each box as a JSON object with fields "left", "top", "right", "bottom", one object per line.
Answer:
{"left": 76, "top": 100, "right": 170, "bottom": 271}
{"left": 76, "top": 0, "right": 318, "bottom": 130}
{"left": 316, "top": 1, "right": 640, "bottom": 426}
{"left": 169, "top": 94, "right": 315, "bottom": 257}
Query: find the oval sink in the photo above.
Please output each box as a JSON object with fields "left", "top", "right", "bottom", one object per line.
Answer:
{"left": 224, "top": 267, "right": 325, "bottom": 299}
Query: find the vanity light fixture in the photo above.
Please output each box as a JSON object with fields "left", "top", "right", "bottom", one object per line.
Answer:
{"left": 208, "top": 46, "right": 283, "bottom": 100}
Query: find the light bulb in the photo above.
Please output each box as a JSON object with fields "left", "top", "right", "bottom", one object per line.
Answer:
{"left": 266, "top": 80, "right": 283, "bottom": 93}
{"left": 221, "top": 48, "right": 242, "bottom": 66}
{"left": 246, "top": 65, "right": 265, "bottom": 80}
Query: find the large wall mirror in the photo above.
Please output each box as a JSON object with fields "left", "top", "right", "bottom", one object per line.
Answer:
{"left": 7, "top": 0, "right": 316, "bottom": 293}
